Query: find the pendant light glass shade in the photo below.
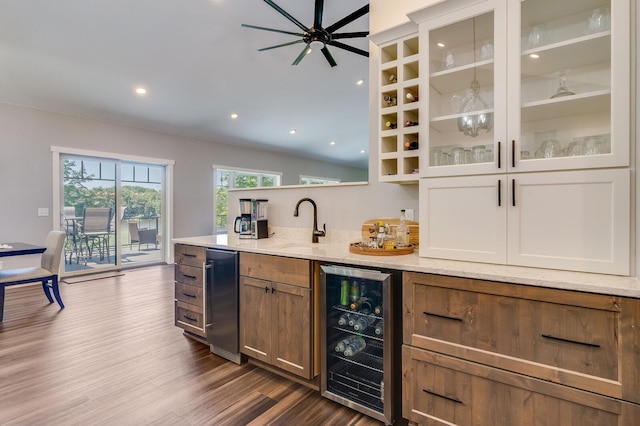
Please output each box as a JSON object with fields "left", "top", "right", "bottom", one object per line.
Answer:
{"left": 455, "top": 17, "right": 493, "bottom": 138}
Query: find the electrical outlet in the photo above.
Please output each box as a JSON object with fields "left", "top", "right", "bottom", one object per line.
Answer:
{"left": 38, "top": 208, "right": 49, "bottom": 217}
{"left": 405, "top": 209, "right": 415, "bottom": 221}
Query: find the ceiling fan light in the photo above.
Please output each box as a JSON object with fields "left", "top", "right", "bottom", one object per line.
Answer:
{"left": 310, "top": 40, "right": 324, "bottom": 50}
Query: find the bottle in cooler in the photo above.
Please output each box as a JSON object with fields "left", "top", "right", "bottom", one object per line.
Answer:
{"left": 343, "top": 336, "right": 367, "bottom": 356}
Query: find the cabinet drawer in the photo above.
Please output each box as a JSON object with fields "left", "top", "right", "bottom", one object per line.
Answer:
{"left": 174, "top": 263, "right": 203, "bottom": 286}
{"left": 174, "top": 244, "right": 205, "bottom": 267}
{"left": 240, "top": 252, "right": 310, "bottom": 288}
{"left": 175, "top": 300, "right": 204, "bottom": 336}
{"left": 403, "top": 272, "right": 633, "bottom": 401}
{"left": 402, "top": 346, "right": 638, "bottom": 426}
{"left": 175, "top": 282, "right": 203, "bottom": 306}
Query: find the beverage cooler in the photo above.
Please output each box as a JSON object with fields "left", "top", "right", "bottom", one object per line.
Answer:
{"left": 320, "top": 264, "right": 401, "bottom": 425}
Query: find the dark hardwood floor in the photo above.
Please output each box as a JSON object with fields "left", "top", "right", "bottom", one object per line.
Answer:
{"left": 0, "top": 265, "right": 384, "bottom": 425}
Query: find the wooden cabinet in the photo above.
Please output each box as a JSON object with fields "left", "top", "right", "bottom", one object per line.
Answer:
{"left": 403, "top": 346, "right": 640, "bottom": 426}
{"left": 419, "top": 168, "right": 630, "bottom": 274}
{"left": 402, "top": 271, "right": 640, "bottom": 425}
{"left": 408, "top": 0, "right": 632, "bottom": 274}
{"left": 239, "top": 252, "right": 314, "bottom": 379}
{"left": 174, "top": 243, "right": 206, "bottom": 339}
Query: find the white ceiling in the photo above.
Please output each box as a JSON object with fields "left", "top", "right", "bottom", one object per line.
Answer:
{"left": 0, "top": 0, "right": 370, "bottom": 168}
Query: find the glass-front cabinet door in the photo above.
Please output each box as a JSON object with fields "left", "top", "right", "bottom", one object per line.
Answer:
{"left": 420, "top": 0, "right": 629, "bottom": 177}
{"left": 508, "top": 0, "right": 629, "bottom": 172}
{"left": 422, "top": 0, "right": 507, "bottom": 178}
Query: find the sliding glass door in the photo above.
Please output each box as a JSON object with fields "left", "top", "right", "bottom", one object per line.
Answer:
{"left": 59, "top": 153, "right": 167, "bottom": 275}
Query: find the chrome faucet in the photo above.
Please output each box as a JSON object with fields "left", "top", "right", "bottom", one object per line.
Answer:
{"left": 293, "top": 198, "right": 326, "bottom": 243}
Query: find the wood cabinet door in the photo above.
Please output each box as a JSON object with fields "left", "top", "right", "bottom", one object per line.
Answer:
{"left": 403, "top": 346, "right": 639, "bottom": 426}
{"left": 271, "top": 282, "right": 312, "bottom": 379}
{"left": 239, "top": 276, "right": 271, "bottom": 363}
{"left": 507, "top": 169, "right": 630, "bottom": 274}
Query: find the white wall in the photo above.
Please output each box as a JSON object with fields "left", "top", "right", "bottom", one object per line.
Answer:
{"left": 0, "top": 102, "right": 366, "bottom": 245}
{"left": 370, "top": 0, "right": 442, "bottom": 34}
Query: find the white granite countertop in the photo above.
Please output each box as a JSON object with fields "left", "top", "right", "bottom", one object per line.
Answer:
{"left": 172, "top": 232, "right": 640, "bottom": 298}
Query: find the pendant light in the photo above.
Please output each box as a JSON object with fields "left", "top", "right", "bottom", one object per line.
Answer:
{"left": 456, "top": 17, "right": 493, "bottom": 137}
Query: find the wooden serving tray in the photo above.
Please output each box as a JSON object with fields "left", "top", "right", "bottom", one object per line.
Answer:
{"left": 349, "top": 242, "right": 415, "bottom": 256}
{"left": 361, "top": 217, "right": 419, "bottom": 247}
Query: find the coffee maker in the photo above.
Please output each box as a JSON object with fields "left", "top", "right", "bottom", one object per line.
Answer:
{"left": 233, "top": 198, "right": 269, "bottom": 239}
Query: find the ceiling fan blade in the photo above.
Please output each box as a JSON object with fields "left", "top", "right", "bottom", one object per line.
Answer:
{"left": 258, "top": 40, "right": 305, "bottom": 52}
{"left": 321, "top": 46, "right": 337, "bottom": 67}
{"left": 328, "top": 40, "right": 369, "bottom": 57}
{"left": 313, "top": 0, "right": 324, "bottom": 29}
{"left": 264, "top": 0, "right": 309, "bottom": 33}
{"left": 325, "top": 4, "right": 369, "bottom": 34}
{"left": 292, "top": 45, "right": 311, "bottom": 65}
{"left": 241, "top": 23, "right": 304, "bottom": 37}
{"left": 331, "top": 31, "right": 369, "bottom": 40}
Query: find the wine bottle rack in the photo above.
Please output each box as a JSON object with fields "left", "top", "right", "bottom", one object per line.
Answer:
{"left": 374, "top": 26, "right": 420, "bottom": 183}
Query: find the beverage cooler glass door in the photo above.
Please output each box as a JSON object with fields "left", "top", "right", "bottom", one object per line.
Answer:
{"left": 320, "top": 265, "right": 399, "bottom": 425}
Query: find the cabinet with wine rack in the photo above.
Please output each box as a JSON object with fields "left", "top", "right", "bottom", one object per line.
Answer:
{"left": 371, "top": 23, "right": 421, "bottom": 183}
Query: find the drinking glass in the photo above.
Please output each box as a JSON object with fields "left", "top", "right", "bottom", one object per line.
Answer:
{"left": 587, "top": 7, "right": 610, "bottom": 34}
{"left": 452, "top": 147, "right": 466, "bottom": 165}
{"left": 550, "top": 68, "right": 575, "bottom": 99}
{"left": 540, "top": 140, "right": 562, "bottom": 158}
{"left": 527, "top": 24, "right": 546, "bottom": 49}
{"left": 472, "top": 145, "right": 486, "bottom": 163}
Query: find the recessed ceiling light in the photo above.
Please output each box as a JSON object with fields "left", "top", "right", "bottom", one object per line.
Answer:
{"left": 134, "top": 87, "right": 147, "bottom": 95}
{"left": 289, "top": 129, "right": 296, "bottom": 134}
{"left": 529, "top": 53, "right": 540, "bottom": 59}
{"left": 230, "top": 112, "right": 239, "bottom": 119}
{"left": 356, "top": 79, "right": 364, "bottom": 85}
{"left": 437, "top": 42, "right": 445, "bottom": 48}
{"left": 329, "top": 141, "right": 336, "bottom": 146}
{"left": 360, "top": 149, "right": 366, "bottom": 154}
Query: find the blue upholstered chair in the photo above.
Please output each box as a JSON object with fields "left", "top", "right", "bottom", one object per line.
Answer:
{"left": 0, "top": 231, "right": 66, "bottom": 322}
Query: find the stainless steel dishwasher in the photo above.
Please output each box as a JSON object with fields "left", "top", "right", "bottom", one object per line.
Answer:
{"left": 205, "top": 248, "right": 241, "bottom": 364}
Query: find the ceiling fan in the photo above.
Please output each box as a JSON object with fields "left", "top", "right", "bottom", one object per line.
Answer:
{"left": 241, "top": 0, "right": 369, "bottom": 67}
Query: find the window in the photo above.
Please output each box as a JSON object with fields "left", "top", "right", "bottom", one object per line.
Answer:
{"left": 300, "top": 175, "right": 341, "bottom": 185}
{"left": 214, "top": 167, "right": 281, "bottom": 234}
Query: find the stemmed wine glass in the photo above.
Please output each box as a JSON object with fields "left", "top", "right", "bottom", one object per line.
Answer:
{"left": 550, "top": 68, "right": 575, "bottom": 99}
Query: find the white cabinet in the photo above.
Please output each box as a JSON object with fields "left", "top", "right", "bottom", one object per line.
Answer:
{"left": 412, "top": 0, "right": 629, "bottom": 178}
{"left": 371, "top": 23, "right": 421, "bottom": 183}
{"left": 411, "top": 0, "right": 632, "bottom": 274}
{"left": 420, "top": 169, "right": 630, "bottom": 274}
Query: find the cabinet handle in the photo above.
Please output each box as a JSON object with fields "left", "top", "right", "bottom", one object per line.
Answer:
{"left": 541, "top": 334, "right": 601, "bottom": 348}
{"left": 183, "top": 253, "right": 196, "bottom": 257}
{"left": 422, "top": 389, "right": 463, "bottom": 404}
{"left": 423, "top": 311, "right": 463, "bottom": 322}
{"left": 497, "top": 141, "right": 502, "bottom": 169}
{"left": 498, "top": 180, "right": 502, "bottom": 207}
{"left": 264, "top": 286, "right": 269, "bottom": 293}
{"left": 512, "top": 140, "right": 516, "bottom": 168}
{"left": 183, "top": 315, "right": 197, "bottom": 322}
{"left": 182, "top": 273, "right": 197, "bottom": 280}
{"left": 181, "top": 292, "right": 197, "bottom": 298}
{"left": 512, "top": 179, "right": 516, "bottom": 207}
{"left": 271, "top": 287, "right": 276, "bottom": 293}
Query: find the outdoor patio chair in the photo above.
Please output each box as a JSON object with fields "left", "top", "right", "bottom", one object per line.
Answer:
{"left": 0, "top": 231, "right": 66, "bottom": 322}
{"left": 129, "top": 222, "right": 157, "bottom": 250}
{"left": 81, "top": 207, "right": 113, "bottom": 263}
